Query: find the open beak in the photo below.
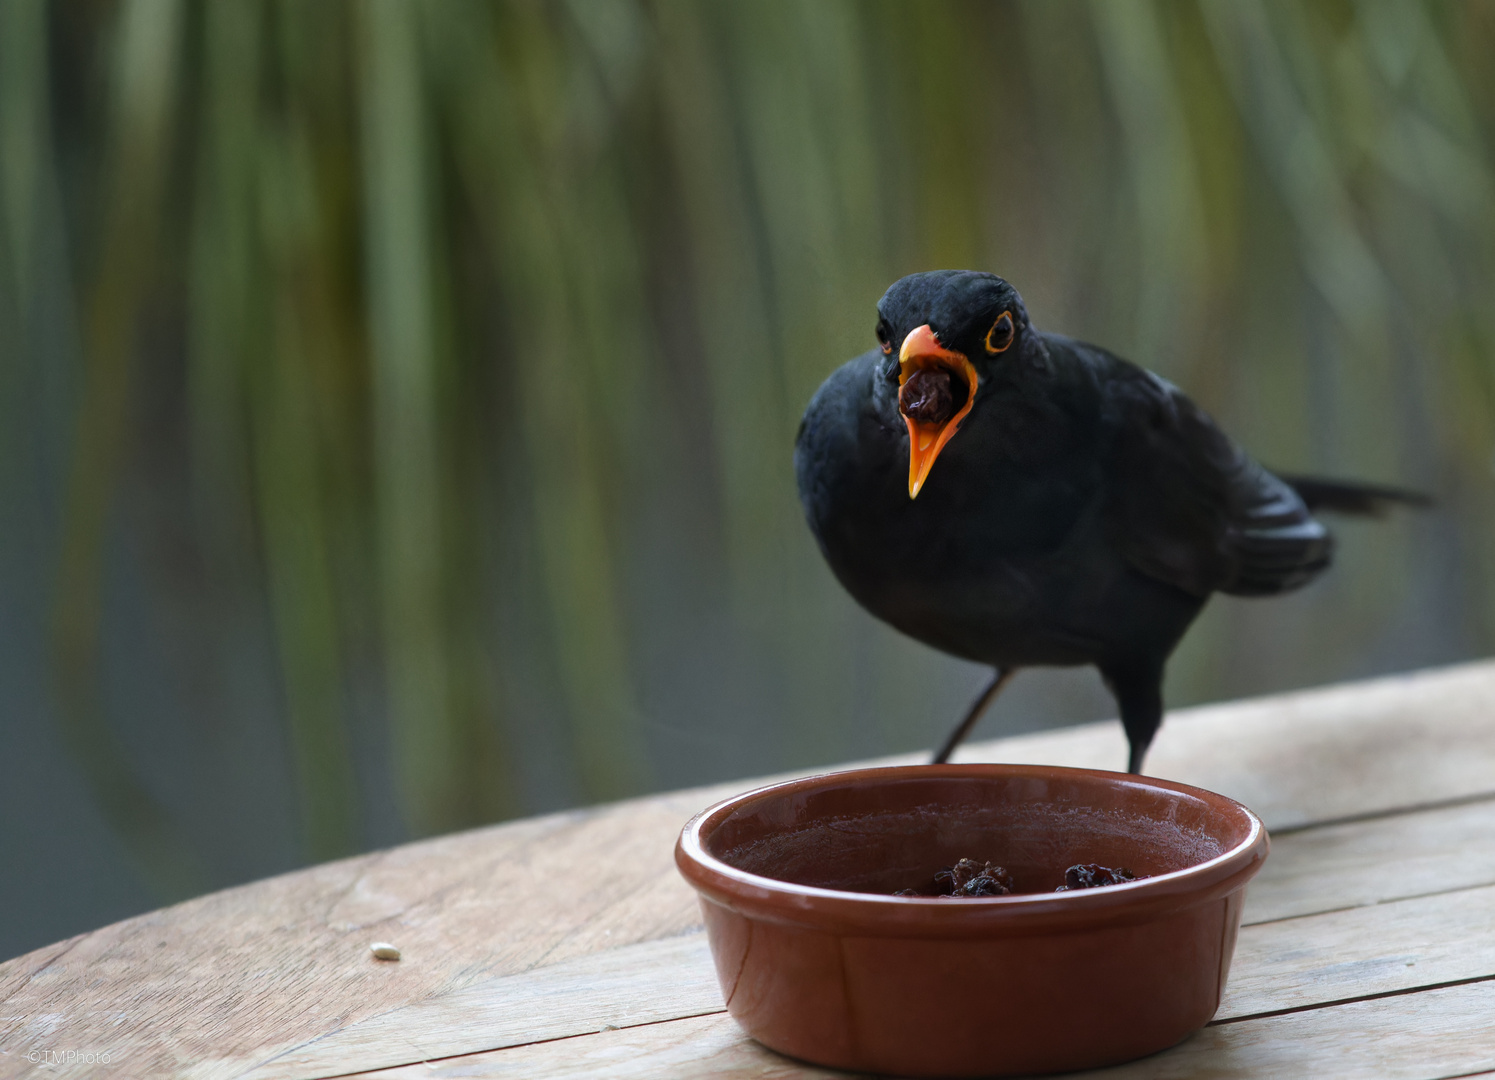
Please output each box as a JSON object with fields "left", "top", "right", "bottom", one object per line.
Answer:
{"left": 898, "top": 324, "right": 978, "bottom": 498}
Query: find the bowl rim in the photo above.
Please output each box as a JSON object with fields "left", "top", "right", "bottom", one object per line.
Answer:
{"left": 675, "top": 763, "right": 1269, "bottom": 937}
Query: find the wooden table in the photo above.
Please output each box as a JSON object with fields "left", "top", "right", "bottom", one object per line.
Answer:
{"left": 5, "top": 661, "right": 1495, "bottom": 1079}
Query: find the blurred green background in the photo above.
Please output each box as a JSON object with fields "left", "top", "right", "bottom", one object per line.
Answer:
{"left": 2, "top": 0, "right": 1493, "bottom": 961}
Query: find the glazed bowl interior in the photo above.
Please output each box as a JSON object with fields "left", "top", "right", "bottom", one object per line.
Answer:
{"left": 703, "top": 769, "right": 1253, "bottom": 896}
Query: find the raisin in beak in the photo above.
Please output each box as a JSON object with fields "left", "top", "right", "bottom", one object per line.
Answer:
{"left": 897, "top": 325, "right": 978, "bottom": 498}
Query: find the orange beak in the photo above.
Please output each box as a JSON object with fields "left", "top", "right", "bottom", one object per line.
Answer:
{"left": 898, "top": 324, "right": 978, "bottom": 498}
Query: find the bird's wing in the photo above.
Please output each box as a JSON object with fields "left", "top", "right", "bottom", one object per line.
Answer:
{"left": 1103, "top": 362, "right": 1331, "bottom": 598}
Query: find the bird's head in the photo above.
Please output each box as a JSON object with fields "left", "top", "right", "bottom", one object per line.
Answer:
{"left": 874, "top": 270, "right": 1046, "bottom": 498}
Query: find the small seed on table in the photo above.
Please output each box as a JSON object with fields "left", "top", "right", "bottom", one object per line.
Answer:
{"left": 370, "top": 942, "right": 401, "bottom": 961}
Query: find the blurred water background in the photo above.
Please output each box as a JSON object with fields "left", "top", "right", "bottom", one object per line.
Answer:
{"left": 2, "top": 0, "right": 1493, "bottom": 961}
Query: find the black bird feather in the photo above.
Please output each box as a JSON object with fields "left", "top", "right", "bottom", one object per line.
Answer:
{"left": 1275, "top": 476, "right": 1431, "bottom": 517}
{"left": 794, "top": 271, "right": 1426, "bottom": 773}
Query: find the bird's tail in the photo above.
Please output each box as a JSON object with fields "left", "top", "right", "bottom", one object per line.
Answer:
{"left": 1278, "top": 474, "right": 1432, "bottom": 517}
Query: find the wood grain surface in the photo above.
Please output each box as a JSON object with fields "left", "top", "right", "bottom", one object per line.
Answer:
{"left": 261, "top": 867, "right": 1495, "bottom": 1079}
{"left": 1, "top": 660, "right": 1493, "bottom": 1080}
{"left": 1242, "top": 796, "right": 1495, "bottom": 924}
{"left": 954, "top": 659, "right": 1495, "bottom": 830}
{"left": 242, "top": 934, "right": 723, "bottom": 1080}
{"left": 348, "top": 1012, "right": 851, "bottom": 1080}
{"left": 0, "top": 787, "right": 732, "bottom": 1080}
{"left": 345, "top": 979, "right": 1495, "bottom": 1080}
{"left": 1223, "top": 881, "right": 1495, "bottom": 1018}
{"left": 318, "top": 811, "right": 1495, "bottom": 1077}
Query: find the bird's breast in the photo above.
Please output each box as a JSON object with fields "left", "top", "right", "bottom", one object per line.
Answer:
{"left": 796, "top": 353, "right": 1123, "bottom": 664}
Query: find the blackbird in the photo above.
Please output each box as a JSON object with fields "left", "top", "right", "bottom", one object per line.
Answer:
{"left": 794, "top": 270, "right": 1426, "bottom": 773}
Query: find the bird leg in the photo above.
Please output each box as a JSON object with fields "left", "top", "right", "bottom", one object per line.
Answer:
{"left": 1102, "top": 664, "right": 1165, "bottom": 774}
{"left": 931, "top": 668, "right": 1015, "bottom": 764}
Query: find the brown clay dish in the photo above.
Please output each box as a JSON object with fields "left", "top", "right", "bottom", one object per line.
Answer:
{"left": 675, "top": 763, "right": 1268, "bottom": 1077}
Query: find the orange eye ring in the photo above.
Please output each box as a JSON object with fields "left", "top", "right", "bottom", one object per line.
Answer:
{"left": 984, "top": 311, "right": 1015, "bottom": 354}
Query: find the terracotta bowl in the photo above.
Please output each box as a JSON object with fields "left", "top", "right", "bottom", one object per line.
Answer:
{"left": 675, "top": 764, "right": 1268, "bottom": 1077}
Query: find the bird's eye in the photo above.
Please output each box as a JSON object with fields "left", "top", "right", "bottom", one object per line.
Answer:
{"left": 984, "top": 311, "right": 1015, "bottom": 354}
{"left": 875, "top": 320, "right": 893, "bottom": 355}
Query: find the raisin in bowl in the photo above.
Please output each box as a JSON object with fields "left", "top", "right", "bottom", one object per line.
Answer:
{"left": 674, "top": 763, "right": 1267, "bottom": 1078}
